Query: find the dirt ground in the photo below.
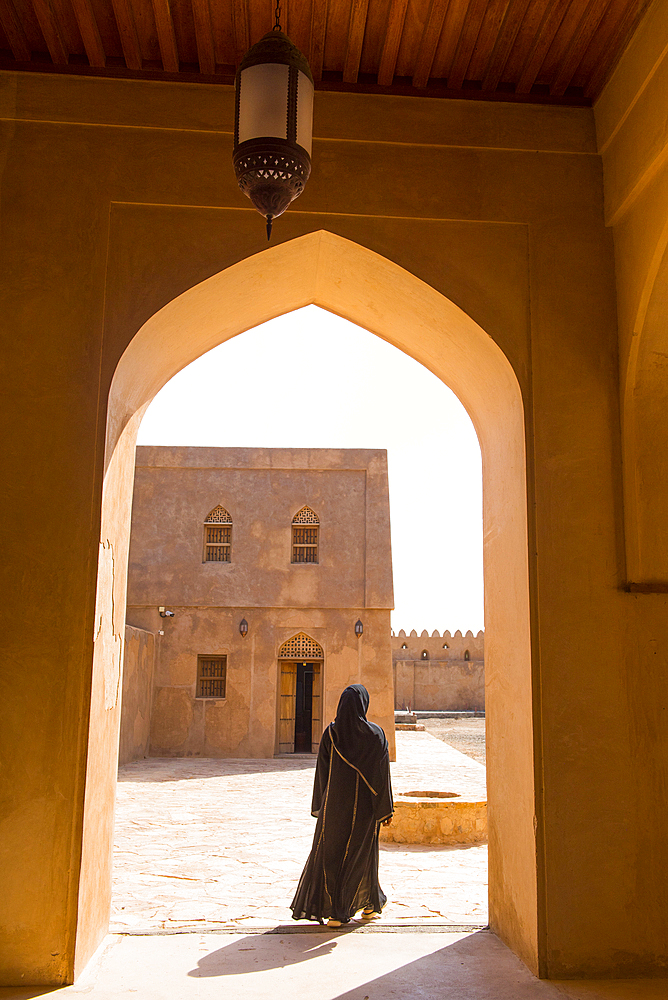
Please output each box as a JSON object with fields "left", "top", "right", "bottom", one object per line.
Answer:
{"left": 421, "top": 717, "right": 486, "bottom": 765}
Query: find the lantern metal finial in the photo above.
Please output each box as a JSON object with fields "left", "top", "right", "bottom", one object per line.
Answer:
{"left": 233, "top": 22, "right": 314, "bottom": 239}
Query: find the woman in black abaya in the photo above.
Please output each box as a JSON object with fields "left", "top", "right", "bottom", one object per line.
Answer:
{"left": 290, "top": 684, "right": 393, "bottom": 926}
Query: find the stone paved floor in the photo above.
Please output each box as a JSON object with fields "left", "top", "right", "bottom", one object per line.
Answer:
{"left": 111, "top": 731, "right": 488, "bottom": 931}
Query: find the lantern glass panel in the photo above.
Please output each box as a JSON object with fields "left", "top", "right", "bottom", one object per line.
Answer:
{"left": 296, "top": 71, "right": 314, "bottom": 156}
{"left": 238, "top": 63, "right": 289, "bottom": 143}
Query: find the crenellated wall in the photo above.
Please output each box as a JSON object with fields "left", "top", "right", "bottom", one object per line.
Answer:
{"left": 391, "top": 630, "right": 484, "bottom": 711}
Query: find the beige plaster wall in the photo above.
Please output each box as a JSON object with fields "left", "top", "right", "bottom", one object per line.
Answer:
{"left": 128, "top": 446, "right": 393, "bottom": 611}
{"left": 126, "top": 606, "right": 393, "bottom": 758}
{"left": 392, "top": 630, "right": 484, "bottom": 711}
{"left": 118, "top": 626, "right": 155, "bottom": 766}
{"left": 394, "top": 661, "right": 484, "bottom": 712}
{"left": 0, "top": 56, "right": 659, "bottom": 984}
{"left": 125, "top": 446, "right": 394, "bottom": 757}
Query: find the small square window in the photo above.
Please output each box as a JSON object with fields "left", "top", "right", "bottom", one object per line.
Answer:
{"left": 197, "top": 655, "right": 227, "bottom": 698}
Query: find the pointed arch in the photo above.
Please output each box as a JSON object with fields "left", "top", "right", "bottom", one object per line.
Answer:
{"left": 205, "top": 504, "right": 232, "bottom": 523}
{"left": 278, "top": 632, "right": 324, "bottom": 660}
{"left": 98, "top": 229, "right": 535, "bottom": 969}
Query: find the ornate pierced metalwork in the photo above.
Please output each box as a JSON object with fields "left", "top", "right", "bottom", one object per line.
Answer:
{"left": 278, "top": 632, "right": 324, "bottom": 659}
{"left": 233, "top": 138, "right": 311, "bottom": 227}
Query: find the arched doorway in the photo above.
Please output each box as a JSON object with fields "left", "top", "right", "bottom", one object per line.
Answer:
{"left": 81, "top": 230, "right": 535, "bottom": 975}
{"left": 277, "top": 632, "right": 324, "bottom": 754}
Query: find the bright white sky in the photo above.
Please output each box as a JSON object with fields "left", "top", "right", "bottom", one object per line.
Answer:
{"left": 137, "top": 305, "right": 484, "bottom": 634}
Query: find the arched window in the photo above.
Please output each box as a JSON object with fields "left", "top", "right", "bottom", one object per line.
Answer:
{"left": 401, "top": 643, "right": 408, "bottom": 650}
{"left": 464, "top": 649, "right": 470, "bottom": 661}
{"left": 442, "top": 643, "right": 449, "bottom": 649}
{"left": 292, "top": 506, "right": 319, "bottom": 563}
{"left": 421, "top": 649, "right": 429, "bottom": 659}
{"left": 203, "top": 505, "right": 232, "bottom": 562}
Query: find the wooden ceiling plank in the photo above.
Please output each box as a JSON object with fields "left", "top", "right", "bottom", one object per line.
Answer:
{"left": 515, "top": 0, "right": 571, "bottom": 94}
{"left": 584, "top": 0, "right": 651, "bottom": 99}
{"left": 30, "top": 0, "right": 68, "bottom": 63}
{"left": 191, "top": 0, "right": 215, "bottom": 74}
{"left": 481, "top": 0, "right": 530, "bottom": 90}
{"left": 413, "top": 0, "right": 452, "bottom": 89}
{"left": 70, "top": 0, "right": 105, "bottom": 66}
{"left": 310, "top": 0, "right": 328, "bottom": 83}
{"left": 551, "top": 0, "right": 611, "bottom": 96}
{"left": 342, "top": 0, "right": 369, "bottom": 84}
{"left": 0, "top": 0, "right": 31, "bottom": 60}
{"left": 377, "top": 0, "right": 409, "bottom": 86}
{"left": 110, "top": 0, "right": 142, "bottom": 69}
{"left": 448, "top": 0, "right": 492, "bottom": 89}
{"left": 232, "top": 0, "right": 249, "bottom": 67}
{"left": 466, "top": 0, "right": 511, "bottom": 81}
{"left": 151, "top": 0, "right": 179, "bottom": 71}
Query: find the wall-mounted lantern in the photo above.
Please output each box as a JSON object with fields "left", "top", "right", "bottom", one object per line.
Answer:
{"left": 354, "top": 619, "right": 364, "bottom": 638}
{"left": 232, "top": 3, "right": 314, "bottom": 240}
{"left": 239, "top": 618, "right": 249, "bottom": 638}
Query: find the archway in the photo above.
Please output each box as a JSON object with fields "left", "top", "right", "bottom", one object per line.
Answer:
{"left": 79, "top": 231, "right": 535, "bottom": 975}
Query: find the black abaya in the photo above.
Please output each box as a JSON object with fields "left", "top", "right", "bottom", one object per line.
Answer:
{"left": 290, "top": 685, "right": 393, "bottom": 924}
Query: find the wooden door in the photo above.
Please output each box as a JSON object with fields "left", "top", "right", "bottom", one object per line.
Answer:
{"left": 311, "top": 663, "right": 322, "bottom": 753}
{"left": 278, "top": 662, "right": 297, "bottom": 753}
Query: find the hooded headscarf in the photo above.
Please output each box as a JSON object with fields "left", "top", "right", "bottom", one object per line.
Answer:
{"left": 328, "top": 684, "right": 389, "bottom": 797}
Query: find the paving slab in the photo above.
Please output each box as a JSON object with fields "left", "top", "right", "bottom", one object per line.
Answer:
{"left": 0, "top": 930, "right": 664, "bottom": 1000}
{"left": 111, "top": 731, "right": 488, "bottom": 931}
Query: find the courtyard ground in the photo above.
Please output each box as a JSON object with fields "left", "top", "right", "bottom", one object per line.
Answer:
{"left": 421, "top": 715, "right": 486, "bottom": 764}
{"left": 111, "top": 731, "right": 487, "bottom": 932}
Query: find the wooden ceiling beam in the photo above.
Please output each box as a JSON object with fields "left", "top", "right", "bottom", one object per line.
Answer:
{"left": 0, "top": 0, "right": 30, "bottom": 60}
{"left": 70, "top": 0, "right": 106, "bottom": 66}
{"left": 377, "top": 0, "right": 409, "bottom": 86}
{"left": 191, "top": 0, "right": 215, "bottom": 74}
{"left": 551, "top": 0, "right": 610, "bottom": 96}
{"left": 232, "top": 0, "right": 248, "bottom": 67}
{"left": 309, "top": 0, "right": 327, "bottom": 84}
{"left": 412, "top": 0, "right": 451, "bottom": 89}
{"left": 151, "top": 0, "right": 179, "bottom": 72}
{"left": 342, "top": 0, "right": 369, "bottom": 84}
{"left": 448, "top": 0, "right": 490, "bottom": 89}
{"left": 515, "top": 0, "right": 569, "bottom": 94}
{"left": 584, "top": 0, "right": 649, "bottom": 98}
{"left": 481, "top": 0, "right": 530, "bottom": 91}
{"left": 31, "top": 0, "right": 68, "bottom": 64}
{"left": 110, "top": 0, "right": 142, "bottom": 69}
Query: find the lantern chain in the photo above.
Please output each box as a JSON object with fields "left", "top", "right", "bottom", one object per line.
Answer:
{"left": 273, "top": 0, "right": 281, "bottom": 31}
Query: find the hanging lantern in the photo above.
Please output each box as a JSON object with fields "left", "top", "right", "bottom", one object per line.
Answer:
{"left": 232, "top": 14, "right": 314, "bottom": 241}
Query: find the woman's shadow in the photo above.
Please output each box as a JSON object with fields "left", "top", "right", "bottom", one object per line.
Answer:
{"left": 187, "top": 931, "right": 341, "bottom": 977}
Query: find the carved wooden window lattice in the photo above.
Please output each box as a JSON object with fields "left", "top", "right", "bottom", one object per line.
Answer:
{"left": 204, "top": 506, "right": 232, "bottom": 562}
{"left": 292, "top": 506, "right": 319, "bottom": 563}
{"left": 278, "top": 632, "right": 324, "bottom": 660}
{"left": 197, "top": 655, "right": 227, "bottom": 698}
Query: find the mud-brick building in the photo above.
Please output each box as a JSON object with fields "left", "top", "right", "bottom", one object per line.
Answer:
{"left": 392, "top": 630, "right": 485, "bottom": 712}
{"left": 123, "top": 446, "right": 395, "bottom": 760}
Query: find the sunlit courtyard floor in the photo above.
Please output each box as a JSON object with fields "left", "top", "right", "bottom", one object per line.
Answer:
{"left": 111, "top": 731, "right": 488, "bottom": 931}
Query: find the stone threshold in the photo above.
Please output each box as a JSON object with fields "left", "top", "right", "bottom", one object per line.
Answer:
{"left": 116, "top": 922, "right": 489, "bottom": 935}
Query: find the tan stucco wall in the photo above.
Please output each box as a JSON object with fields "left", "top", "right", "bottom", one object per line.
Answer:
{"left": 2, "top": 34, "right": 667, "bottom": 981}
{"left": 392, "top": 630, "right": 484, "bottom": 711}
{"left": 125, "top": 446, "right": 394, "bottom": 758}
{"left": 118, "top": 626, "right": 155, "bottom": 766}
